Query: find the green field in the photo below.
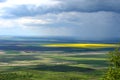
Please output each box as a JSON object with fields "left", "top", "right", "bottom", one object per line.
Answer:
{"left": 0, "top": 51, "right": 109, "bottom": 80}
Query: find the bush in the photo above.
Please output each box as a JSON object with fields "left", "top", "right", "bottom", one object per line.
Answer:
{"left": 102, "top": 47, "right": 120, "bottom": 80}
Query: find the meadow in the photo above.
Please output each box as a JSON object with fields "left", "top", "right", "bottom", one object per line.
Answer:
{"left": 0, "top": 50, "right": 109, "bottom": 80}
{"left": 0, "top": 38, "right": 118, "bottom": 80}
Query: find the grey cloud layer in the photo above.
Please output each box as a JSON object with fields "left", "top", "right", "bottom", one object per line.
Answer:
{"left": 2, "top": 0, "right": 120, "bottom": 18}
{"left": 0, "top": 0, "right": 120, "bottom": 40}
{"left": 23, "top": 12, "right": 120, "bottom": 40}
{"left": 59, "top": 0, "right": 120, "bottom": 13}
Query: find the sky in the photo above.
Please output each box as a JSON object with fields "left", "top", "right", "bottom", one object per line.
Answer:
{"left": 0, "top": 0, "right": 120, "bottom": 40}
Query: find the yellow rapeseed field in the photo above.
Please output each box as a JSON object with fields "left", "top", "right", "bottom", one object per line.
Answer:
{"left": 42, "top": 43, "right": 118, "bottom": 48}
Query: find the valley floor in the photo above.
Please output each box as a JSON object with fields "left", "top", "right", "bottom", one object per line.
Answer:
{"left": 0, "top": 51, "right": 109, "bottom": 80}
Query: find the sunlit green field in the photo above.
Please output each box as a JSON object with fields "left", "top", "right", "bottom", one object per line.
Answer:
{"left": 0, "top": 50, "right": 109, "bottom": 80}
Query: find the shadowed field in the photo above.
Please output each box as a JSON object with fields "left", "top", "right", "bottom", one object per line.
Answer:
{"left": 0, "top": 50, "right": 109, "bottom": 80}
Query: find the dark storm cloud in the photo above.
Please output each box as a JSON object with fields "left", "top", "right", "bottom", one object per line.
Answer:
{"left": 2, "top": 5, "right": 59, "bottom": 18}
{"left": 2, "top": 5, "right": 37, "bottom": 18}
{"left": 1, "top": 0, "right": 120, "bottom": 40}
{"left": 58, "top": 0, "right": 120, "bottom": 13}
{"left": 2, "top": 0, "right": 120, "bottom": 18}
{"left": 24, "top": 12, "right": 120, "bottom": 40}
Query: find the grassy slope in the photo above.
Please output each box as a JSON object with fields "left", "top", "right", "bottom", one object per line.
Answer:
{"left": 0, "top": 51, "right": 109, "bottom": 80}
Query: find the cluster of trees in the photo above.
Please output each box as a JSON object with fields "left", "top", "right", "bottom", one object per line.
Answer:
{"left": 103, "top": 47, "right": 120, "bottom": 80}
